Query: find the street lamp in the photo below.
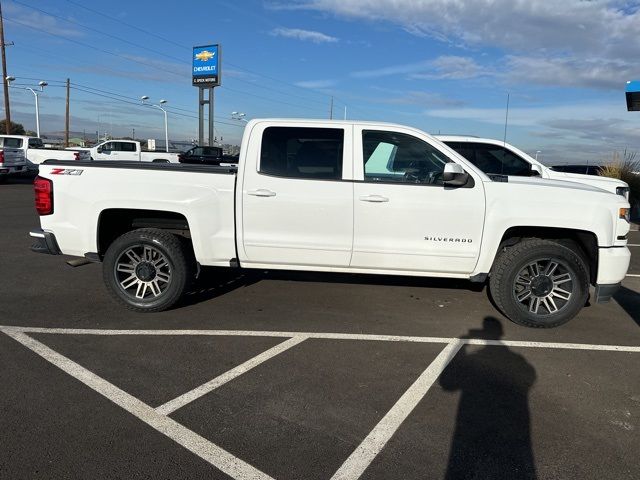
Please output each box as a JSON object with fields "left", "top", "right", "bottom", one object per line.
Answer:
{"left": 6, "top": 76, "right": 47, "bottom": 137}
{"left": 141, "top": 96, "right": 169, "bottom": 153}
{"left": 231, "top": 111, "right": 247, "bottom": 122}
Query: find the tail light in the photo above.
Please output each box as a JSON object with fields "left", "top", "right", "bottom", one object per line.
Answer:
{"left": 34, "top": 176, "right": 53, "bottom": 215}
{"left": 0, "top": 150, "right": 4, "bottom": 165}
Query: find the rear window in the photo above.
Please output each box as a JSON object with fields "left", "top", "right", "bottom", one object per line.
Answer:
{"left": 260, "top": 127, "right": 344, "bottom": 180}
{"left": 3, "top": 137, "right": 23, "bottom": 148}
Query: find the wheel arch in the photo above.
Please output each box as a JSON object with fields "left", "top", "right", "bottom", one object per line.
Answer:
{"left": 493, "top": 226, "right": 598, "bottom": 284}
{"left": 97, "top": 208, "right": 192, "bottom": 258}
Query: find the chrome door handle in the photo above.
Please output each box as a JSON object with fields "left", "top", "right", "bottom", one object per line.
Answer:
{"left": 359, "top": 194, "right": 389, "bottom": 203}
{"left": 247, "top": 189, "right": 277, "bottom": 197}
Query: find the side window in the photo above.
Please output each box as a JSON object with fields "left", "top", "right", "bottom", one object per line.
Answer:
{"left": 4, "top": 138, "right": 23, "bottom": 148}
{"left": 443, "top": 141, "right": 474, "bottom": 162}
{"left": 363, "top": 130, "right": 450, "bottom": 184}
{"left": 191, "top": 147, "right": 204, "bottom": 156}
{"left": 28, "top": 138, "right": 43, "bottom": 148}
{"left": 468, "top": 143, "right": 531, "bottom": 176}
{"left": 119, "top": 142, "right": 137, "bottom": 152}
{"left": 102, "top": 142, "right": 115, "bottom": 151}
{"left": 260, "top": 127, "right": 344, "bottom": 180}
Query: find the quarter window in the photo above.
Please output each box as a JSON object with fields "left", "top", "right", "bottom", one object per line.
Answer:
{"left": 363, "top": 130, "right": 449, "bottom": 184}
{"left": 260, "top": 127, "right": 344, "bottom": 180}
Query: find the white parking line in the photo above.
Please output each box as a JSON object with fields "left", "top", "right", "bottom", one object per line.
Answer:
{"left": 331, "top": 340, "right": 463, "bottom": 480}
{"left": 3, "top": 326, "right": 639, "bottom": 352}
{"left": 156, "top": 336, "right": 306, "bottom": 415}
{"left": 2, "top": 329, "right": 275, "bottom": 480}
{"left": 626, "top": 274, "right": 640, "bottom": 277}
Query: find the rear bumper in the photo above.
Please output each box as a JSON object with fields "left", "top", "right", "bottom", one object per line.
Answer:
{"left": 594, "top": 283, "right": 621, "bottom": 304}
{"left": 30, "top": 228, "right": 61, "bottom": 255}
{"left": 0, "top": 165, "right": 25, "bottom": 175}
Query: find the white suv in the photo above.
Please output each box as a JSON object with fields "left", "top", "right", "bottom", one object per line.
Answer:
{"left": 436, "top": 135, "right": 630, "bottom": 199}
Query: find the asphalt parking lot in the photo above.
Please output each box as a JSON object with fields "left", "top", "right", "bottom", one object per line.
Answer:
{"left": 1, "top": 177, "right": 639, "bottom": 480}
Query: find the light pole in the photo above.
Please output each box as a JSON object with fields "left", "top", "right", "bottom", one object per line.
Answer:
{"left": 535, "top": 150, "right": 542, "bottom": 161}
{"left": 141, "top": 96, "right": 169, "bottom": 152}
{"left": 231, "top": 111, "right": 247, "bottom": 122}
{"left": 6, "top": 77, "right": 47, "bottom": 137}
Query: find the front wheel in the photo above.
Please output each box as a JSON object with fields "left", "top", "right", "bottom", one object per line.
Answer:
{"left": 489, "top": 239, "right": 589, "bottom": 328}
{"left": 102, "top": 228, "right": 194, "bottom": 312}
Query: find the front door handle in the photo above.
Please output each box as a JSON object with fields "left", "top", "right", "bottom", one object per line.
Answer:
{"left": 247, "top": 189, "right": 277, "bottom": 197}
{"left": 359, "top": 194, "right": 389, "bottom": 203}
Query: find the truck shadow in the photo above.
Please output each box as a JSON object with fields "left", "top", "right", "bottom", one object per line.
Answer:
{"left": 181, "top": 267, "right": 486, "bottom": 307}
{"left": 613, "top": 286, "right": 640, "bottom": 327}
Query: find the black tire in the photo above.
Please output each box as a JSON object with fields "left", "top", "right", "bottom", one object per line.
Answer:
{"left": 489, "top": 238, "right": 589, "bottom": 328}
{"left": 102, "top": 228, "right": 194, "bottom": 312}
{"left": 0, "top": 175, "right": 6, "bottom": 184}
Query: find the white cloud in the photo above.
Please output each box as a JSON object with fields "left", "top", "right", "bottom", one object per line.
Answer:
{"left": 4, "top": 4, "right": 84, "bottom": 37}
{"left": 294, "top": 79, "right": 338, "bottom": 88}
{"left": 410, "top": 56, "right": 492, "bottom": 80}
{"left": 270, "top": 27, "right": 339, "bottom": 43}
{"left": 292, "top": 0, "right": 640, "bottom": 89}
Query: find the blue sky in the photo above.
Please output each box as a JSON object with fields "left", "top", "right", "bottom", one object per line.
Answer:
{"left": 3, "top": 0, "right": 640, "bottom": 163}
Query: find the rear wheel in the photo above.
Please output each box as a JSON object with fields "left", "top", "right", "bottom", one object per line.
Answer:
{"left": 103, "top": 228, "right": 194, "bottom": 312}
{"left": 489, "top": 238, "right": 589, "bottom": 328}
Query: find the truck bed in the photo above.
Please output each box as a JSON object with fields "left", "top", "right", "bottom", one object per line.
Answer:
{"left": 42, "top": 159, "right": 238, "bottom": 174}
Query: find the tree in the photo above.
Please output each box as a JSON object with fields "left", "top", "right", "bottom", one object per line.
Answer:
{"left": 25, "top": 130, "right": 36, "bottom": 137}
{"left": 0, "top": 120, "right": 25, "bottom": 135}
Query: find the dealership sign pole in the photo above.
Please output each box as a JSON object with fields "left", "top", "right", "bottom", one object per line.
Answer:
{"left": 192, "top": 44, "right": 221, "bottom": 146}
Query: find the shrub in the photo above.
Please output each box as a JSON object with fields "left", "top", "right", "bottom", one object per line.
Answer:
{"left": 599, "top": 150, "right": 640, "bottom": 217}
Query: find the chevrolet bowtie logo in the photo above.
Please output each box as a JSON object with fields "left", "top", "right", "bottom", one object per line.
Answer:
{"left": 195, "top": 50, "right": 215, "bottom": 62}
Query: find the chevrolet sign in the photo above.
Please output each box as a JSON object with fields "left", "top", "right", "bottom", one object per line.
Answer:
{"left": 192, "top": 44, "right": 220, "bottom": 86}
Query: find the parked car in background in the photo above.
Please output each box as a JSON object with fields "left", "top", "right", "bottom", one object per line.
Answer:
{"left": 74, "top": 140, "right": 180, "bottom": 163}
{"left": 31, "top": 118, "right": 630, "bottom": 328}
{"left": 178, "top": 146, "right": 224, "bottom": 165}
{"left": 0, "top": 139, "right": 26, "bottom": 182}
{"left": 436, "top": 135, "right": 630, "bottom": 199}
{"left": 0, "top": 135, "right": 90, "bottom": 172}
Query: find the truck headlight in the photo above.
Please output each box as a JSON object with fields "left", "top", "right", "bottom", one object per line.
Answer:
{"left": 619, "top": 207, "right": 630, "bottom": 222}
{"left": 616, "top": 186, "right": 630, "bottom": 200}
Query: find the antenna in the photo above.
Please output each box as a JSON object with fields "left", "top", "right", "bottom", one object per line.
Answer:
{"left": 503, "top": 92, "right": 510, "bottom": 147}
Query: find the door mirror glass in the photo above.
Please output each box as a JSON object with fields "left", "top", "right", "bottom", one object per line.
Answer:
{"left": 96, "top": 147, "right": 103, "bottom": 154}
{"left": 443, "top": 163, "right": 469, "bottom": 186}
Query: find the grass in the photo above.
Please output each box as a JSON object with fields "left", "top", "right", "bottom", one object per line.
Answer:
{"left": 598, "top": 150, "right": 640, "bottom": 213}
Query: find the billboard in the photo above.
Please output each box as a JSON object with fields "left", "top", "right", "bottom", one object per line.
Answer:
{"left": 626, "top": 80, "right": 640, "bottom": 112}
{"left": 192, "top": 44, "right": 220, "bottom": 86}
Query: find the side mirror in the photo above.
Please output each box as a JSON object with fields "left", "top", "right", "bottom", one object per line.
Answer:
{"left": 443, "top": 163, "right": 469, "bottom": 187}
{"left": 530, "top": 164, "right": 543, "bottom": 176}
{"left": 96, "top": 147, "right": 103, "bottom": 154}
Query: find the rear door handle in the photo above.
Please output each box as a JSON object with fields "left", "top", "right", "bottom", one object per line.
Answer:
{"left": 359, "top": 194, "right": 389, "bottom": 203}
{"left": 247, "top": 189, "right": 277, "bottom": 197}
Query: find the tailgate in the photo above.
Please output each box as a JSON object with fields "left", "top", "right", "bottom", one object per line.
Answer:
{"left": 1, "top": 148, "right": 26, "bottom": 166}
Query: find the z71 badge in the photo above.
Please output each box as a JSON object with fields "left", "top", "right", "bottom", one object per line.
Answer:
{"left": 50, "top": 168, "right": 84, "bottom": 175}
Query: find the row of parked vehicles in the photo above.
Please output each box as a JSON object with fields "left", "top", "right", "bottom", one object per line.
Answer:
{"left": 29, "top": 119, "right": 631, "bottom": 328}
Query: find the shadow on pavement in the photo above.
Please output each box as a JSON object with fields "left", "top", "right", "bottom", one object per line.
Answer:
{"left": 440, "top": 317, "right": 537, "bottom": 479}
{"left": 613, "top": 286, "right": 640, "bottom": 327}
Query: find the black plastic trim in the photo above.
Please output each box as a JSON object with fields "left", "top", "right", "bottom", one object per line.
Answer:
{"left": 594, "top": 283, "right": 621, "bottom": 304}
{"left": 30, "top": 229, "right": 61, "bottom": 255}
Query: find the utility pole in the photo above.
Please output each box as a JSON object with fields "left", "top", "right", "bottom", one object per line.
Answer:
{"left": 329, "top": 96, "right": 333, "bottom": 120}
{"left": 64, "top": 78, "right": 70, "bottom": 147}
{"left": 0, "top": 1, "right": 11, "bottom": 133}
{"left": 132, "top": 127, "right": 135, "bottom": 140}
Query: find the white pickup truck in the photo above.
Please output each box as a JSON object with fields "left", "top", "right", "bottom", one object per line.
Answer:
{"left": 75, "top": 139, "right": 180, "bottom": 163}
{"left": 29, "top": 119, "right": 631, "bottom": 328}
{"left": 0, "top": 139, "right": 26, "bottom": 181}
{"left": 0, "top": 135, "right": 91, "bottom": 171}
{"left": 436, "top": 135, "right": 630, "bottom": 199}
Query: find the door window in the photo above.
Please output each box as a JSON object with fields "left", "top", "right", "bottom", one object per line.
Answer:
{"left": 363, "top": 130, "right": 449, "bottom": 184}
{"left": 461, "top": 142, "right": 531, "bottom": 176}
{"left": 118, "top": 142, "right": 137, "bottom": 152}
{"left": 260, "top": 127, "right": 344, "bottom": 180}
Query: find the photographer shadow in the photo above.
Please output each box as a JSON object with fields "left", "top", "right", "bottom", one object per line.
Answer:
{"left": 440, "top": 317, "right": 537, "bottom": 479}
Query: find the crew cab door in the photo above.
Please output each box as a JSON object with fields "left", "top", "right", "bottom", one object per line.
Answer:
{"left": 239, "top": 123, "right": 354, "bottom": 267}
{"left": 351, "top": 127, "right": 485, "bottom": 274}
{"left": 93, "top": 141, "right": 120, "bottom": 161}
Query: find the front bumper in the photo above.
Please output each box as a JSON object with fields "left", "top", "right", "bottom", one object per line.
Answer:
{"left": 596, "top": 246, "right": 630, "bottom": 285}
{"left": 30, "top": 228, "right": 61, "bottom": 255}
